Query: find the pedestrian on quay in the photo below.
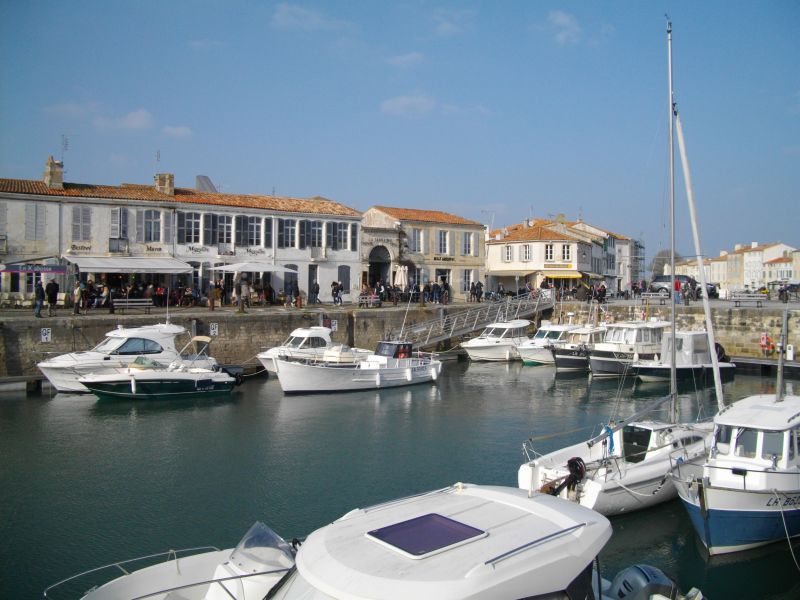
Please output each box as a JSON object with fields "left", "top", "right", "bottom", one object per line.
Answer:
{"left": 208, "top": 280, "right": 217, "bottom": 311}
{"left": 33, "top": 280, "right": 45, "bottom": 318}
{"left": 72, "top": 281, "right": 82, "bottom": 315}
{"left": 45, "top": 278, "right": 59, "bottom": 316}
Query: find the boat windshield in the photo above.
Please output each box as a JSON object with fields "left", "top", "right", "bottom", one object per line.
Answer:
{"left": 283, "top": 336, "right": 306, "bottom": 348}
{"left": 480, "top": 327, "right": 502, "bottom": 339}
{"left": 713, "top": 424, "right": 732, "bottom": 455}
{"left": 533, "top": 329, "right": 549, "bottom": 340}
{"left": 229, "top": 522, "right": 295, "bottom": 572}
{"left": 91, "top": 336, "right": 126, "bottom": 353}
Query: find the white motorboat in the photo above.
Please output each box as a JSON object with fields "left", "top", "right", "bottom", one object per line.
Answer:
{"left": 44, "top": 521, "right": 296, "bottom": 600}
{"left": 551, "top": 325, "right": 607, "bottom": 372}
{"left": 588, "top": 320, "right": 670, "bottom": 378}
{"left": 78, "top": 337, "right": 238, "bottom": 400}
{"left": 274, "top": 340, "right": 442, "bottom": 393}
{"left": 257, "top": 326, "right": 370, "bottom": 373}
{"left": 37, "top": 323, "right": 217, "bottom": 393}
{"left": 460, "top": 319, "right": 531, "bottom": 362}
{"left": 517, "top": 321, "right": 581, "bottom": 366}
{"left": 630, "top": 330, "right": 736, "bottom": 384}
{"left": 46, "top": 483, "right": 704, "bottom": 600}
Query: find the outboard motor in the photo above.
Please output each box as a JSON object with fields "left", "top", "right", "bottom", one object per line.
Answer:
{"left": 604, "top": 564, "right": 677, "bottom": 600}
{"left": 715, "top": 342, "right": 729, "bottom": 363}
{"left": 547, "top": 457, "right": 587, "bottom": 497}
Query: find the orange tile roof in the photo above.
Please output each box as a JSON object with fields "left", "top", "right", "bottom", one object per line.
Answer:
{"left": 0, "top": 178, "right": 361, "bottom": 217}
{"left": 765, "top": 256, "right": 792, "bottom": 264}
{"left": 371, "top": 206, "right": 481, "bottom": 226}
{"left": 486, "top": 225, "right": 578, "bottom": 244}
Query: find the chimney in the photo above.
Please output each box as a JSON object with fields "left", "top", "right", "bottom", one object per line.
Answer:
{"left": 750, "top": 241, "right": 758, "bottom": 249}
{"left": 154, "top": 173, "right": 175, "bottom": 195}
{"left": 734, "top": 244, "right": 742, "bottom": 251}
{"left": 43, "top": 155, "right": 64, "bottom": 190}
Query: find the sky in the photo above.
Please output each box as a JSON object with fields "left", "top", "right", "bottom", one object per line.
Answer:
{"left": 1, "top": 1, "right": 798, "bottom": 263}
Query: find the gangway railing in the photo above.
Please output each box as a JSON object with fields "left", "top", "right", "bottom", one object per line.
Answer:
{"left": 388, "top": 290, "right": 555, "bottom": 349}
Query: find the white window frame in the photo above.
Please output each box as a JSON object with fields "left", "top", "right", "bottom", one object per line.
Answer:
{"left": 545, "top": 243, "right": 554, "bottom": 262}
{"left": 71, "top": 206, "right": 92, "bottom": 242}
{"left": 522, "top": 244, "right": 531, "bottom": 262}
{"left": 503, "top": 245, "right": 513, "bottom": 262}
{"left": 562, "top": 244, "right": 571, "bottom": 261}
{"left": 461, "top": 232, "right": 472, "bottom": 256}
{"left": 144, "top": 210, "right": 161, "bottom": 243}
{"left": 438, "top": 230, "right": 448, "bottom": 254}
{"left": 411, "top": 229, "right": 422, "bottom": 253}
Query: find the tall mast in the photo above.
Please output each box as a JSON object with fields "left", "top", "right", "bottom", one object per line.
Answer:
{"left": 667, "top": 19, "right": 677, "bottom": 419}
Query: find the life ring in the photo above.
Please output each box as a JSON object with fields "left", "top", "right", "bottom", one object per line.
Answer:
{"left": 759, "top": 334, "right": 775, "bottom": 354}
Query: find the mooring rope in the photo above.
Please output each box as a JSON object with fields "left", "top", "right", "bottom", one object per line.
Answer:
{"left": 772, "top": 489, "right": 800, "bottom": 573}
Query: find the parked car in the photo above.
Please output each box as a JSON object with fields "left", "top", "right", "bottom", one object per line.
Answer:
{"left": 648, "top": 275, "right": 718, "bottom": 299}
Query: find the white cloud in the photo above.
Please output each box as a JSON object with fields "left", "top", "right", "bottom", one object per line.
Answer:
{"left": 433, "top": 9, "right": 476, "bottom": 37}
{"left": 93, "top": 109, "right": 154, "bottom": 131}
{"left": 163, "top": 125, "right": 193, "bottom": 138}
{"left": 380, "top": 95, "right": 436, "bottom": 117}
{"left": 387, "top": 52, "right": 424, "bottom": 68}
{"left": 270, "top": 3, "right": 347, "bottom": 31}
{"left": 548, "top": 11, "right": 581, "bottom": 45}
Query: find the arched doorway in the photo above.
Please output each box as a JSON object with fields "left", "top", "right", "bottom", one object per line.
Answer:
{"left": 368, "top": 246, "right": 391, "bottom": 287}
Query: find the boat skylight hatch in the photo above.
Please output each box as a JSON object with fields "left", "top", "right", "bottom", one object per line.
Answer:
{"left": 365, "top": 513, "right": 486, "bottom": 559}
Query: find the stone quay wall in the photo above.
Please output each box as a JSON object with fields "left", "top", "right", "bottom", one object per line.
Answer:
{"left": 0, "top": 303, "right": 796, "bottom": 378}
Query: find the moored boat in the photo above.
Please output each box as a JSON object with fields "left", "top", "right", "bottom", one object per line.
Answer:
{"left": 517, "top": 321, "right": 580, "bottom": 366}
{"left": 78, "top": 337, "right": 237, "bottom": 400}
{"left": 630, "top": 330, "right": 735, "bottom": 384}
{"left": 588, "top": 320, "right": 670, "bottom": 378}
{"left": 460, "top": 319, "right": 531, "bottom": 362}
{"left": 274, "top": 340, "right": 442, "bottom": 393}
{"left": 257, "top": 326, "right": 370, "bottom": 373}
{"left": 551, "top": 324, "right": 607, "bottom": 372}
{"left": 37, "top": 323, "right": 217, "bottom": 393}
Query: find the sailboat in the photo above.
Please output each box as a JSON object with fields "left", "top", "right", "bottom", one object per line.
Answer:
{"left": 517, "top": 21, "right": 721, "bottom": 517}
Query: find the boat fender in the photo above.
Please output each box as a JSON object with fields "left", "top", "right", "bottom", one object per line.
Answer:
{"left": 130, "top": 374, "right": 136, "bottom": 395}
{"left": 715, "top": 342, "right": 729, "bottom": 362}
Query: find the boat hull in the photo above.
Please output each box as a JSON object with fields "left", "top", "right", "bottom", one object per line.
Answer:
{"left": 82, "top": 373, "right": 235, "bottom": 400}
{"left": 275, "top": 358, "right": 442, "bottom": 393}
{"left": 461, "top": 343, "right": 519, "bottom": 362}
{"left": 674, "top": 479, "right": 800, "bottom": 555}
{"left": 634, "top": 362, "right": 736, "bottom": 383}
{"left": 518, "top": 345, "right": 556, "bottom": 366}
{"left": 552, "top": 347, "right": 589, "bottom": 372}
{"left": 589, "top": 350, "right": 657, "bottom": 377}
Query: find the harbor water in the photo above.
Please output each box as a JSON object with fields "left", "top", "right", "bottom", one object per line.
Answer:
{"left": 2, "top": 362, "right": 799, "bottom": 599}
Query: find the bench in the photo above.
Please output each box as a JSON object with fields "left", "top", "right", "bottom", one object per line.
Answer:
{"left": 112, "top": 297, "right": 154, "bottom": 314}
{"left": 357, "top": 294, "right": 382, "bottom": 308}
{"left": 641, "top": 291, "right": 669, "bottom": 305}
{"left": 729, "top": 292, "right": 765, "bottom": 308}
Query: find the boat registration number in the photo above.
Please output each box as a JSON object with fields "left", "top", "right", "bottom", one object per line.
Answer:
{"left": 766, "top": 495, "right": 800, "bottom": 507}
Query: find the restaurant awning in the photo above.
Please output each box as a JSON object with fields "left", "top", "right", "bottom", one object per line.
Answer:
{"left": 63, "top": 256, "right": 193, "bottom": 274}
{"left": 207, "top": 262, "right": 298, "bottom": 273}
{"left": 540, "top": 270, "right": 582, "bottom": 279}
{"left": 487, "top": 270, "right": 535, "bottom": 277}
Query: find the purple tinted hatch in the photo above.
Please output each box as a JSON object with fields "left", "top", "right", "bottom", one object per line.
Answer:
{"left": 366, "top": 513, "right": 485, "bottom": 557}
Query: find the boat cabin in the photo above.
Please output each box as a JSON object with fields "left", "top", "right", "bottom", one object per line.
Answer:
{"left": 602, "top": 322, "right": 668, "bottom": 346}
{"left": 477, "top": 319, "right": 530, "bottom": 340}
{"left": 375, "top": 341, "right": 414, "bottom": 359}
{"left": 281, "top": 326, "right": 332, "bottom": 350}
{"left": 657, "top": 331, "right": 712, "bottom": 366}
{"left": 564, "top": 326, "right": 606, "bottom": 346}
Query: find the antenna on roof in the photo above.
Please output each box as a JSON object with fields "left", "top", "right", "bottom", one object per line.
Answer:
{"left": 480, "top": 210, "right": 495, "bottom": 232}
{"left": 60, "top": 134, "right": 69, "bottom": 163}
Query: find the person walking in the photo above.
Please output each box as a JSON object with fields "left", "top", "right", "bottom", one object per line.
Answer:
{"left": 34, "top": 280, "right": 45, "bottom": 318}
{"left": 45, "top": 278, "right": 59, "bottom": 316}
{"left": 310, "top": 280, "right": 320, "bottom": 304}
{"left": 72, "top": 281, "right": 82, "bottom": 315}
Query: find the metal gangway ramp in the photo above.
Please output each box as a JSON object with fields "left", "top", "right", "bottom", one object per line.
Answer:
{"left": 388, "top": 290, "right": 555, "bottom": 349}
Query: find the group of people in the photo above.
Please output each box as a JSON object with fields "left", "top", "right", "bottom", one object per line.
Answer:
{"left": 33, "top": 279, "right": 60, "bottom": 318}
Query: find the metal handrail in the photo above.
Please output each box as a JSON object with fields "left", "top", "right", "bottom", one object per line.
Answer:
{"left": 43, "top": 546, "right": 220, "bottom": 598}
{"left": 133, "top": 566, "right": 292, "bottom": 600}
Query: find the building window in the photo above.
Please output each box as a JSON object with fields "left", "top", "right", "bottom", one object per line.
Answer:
{"left": 545, "top": 244, "right": 554, "bottom": 261}
{"left": 177, "top": 212, "right": 202, "bottom": 244}
{"left": 438, "top": 230, "right": 448, "bottom": 254}
{"left": 110, "top": 208, "right": 128, "bottom": 239}
{"left": 521, "top": 244, "right": 531, "bottom": 262}
{"left": 462, "top": 232, "right": 472, "bottom": 256}
{"left": 338, "top": 265, "right": 351, "bottom": 292}
{"left": 562, "top": 244, "right": 571, "bottom": 261}
{"left": 503, "top": 245, "right": 513, "bottom": 262}
{"left": 410, "top": 229, "right": 422, "bottom": 252}
{"left": 326, "top": 222, "right": 348, "bottom": 250}
{"left": 219, "top": 215, "right": 232, "bottom": 244}
{"left": 246, "top": 217, "right": 261, "bottom": 246}
{"left": 25, "top": 204, "right": 46, "bottom": 240}
{"left": 277, "top": 218, "right": 296, "bottom": 249}
{"left": 299, "top": 220, "right": 323, "bottom": 249}
{"left": 137, "top": 209, "right": 161, "bottom": 243}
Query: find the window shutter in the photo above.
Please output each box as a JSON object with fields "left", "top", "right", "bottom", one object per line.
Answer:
{"left": 235, "top": 216, "right": 245, "bottom": 246}
{"left": 81, "top": 207, "right": 91, "bottom": 240}
{"left": 203, "top": 214, "right": 213, "bottom": 245}
{"left": 177, "top": 212, "right": 186, "bottom": 244}
{"left": 473, "top": 233, "right": 479, "bottom": 257}
{"left": 71, "top": 206, "right": 81, "bottom": 241}
{"left": 136, "top": 210, "right": 144, "bottom": 242}
{"left": 163, "top": 211, "right": 172, "bottom": 243}
{"left": 0, "top": 201, "right": 7, "bottom": 236}
{"left": 110, "top": 208, "right": 120, "bottom": 238}
{"left": 264, "top": 218, "right": 272, "bottom": 248}
{"left": 449, "top": 231, "right": 455, "bottom": 256}
{"left": 350, "top": 223, "right": 358, "bottom": 251}
{"left": 298, "top": 220, "right": 308, "bottom": 249}
{"left": 326, "top": 222, "right": 334, "bottom": 249}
